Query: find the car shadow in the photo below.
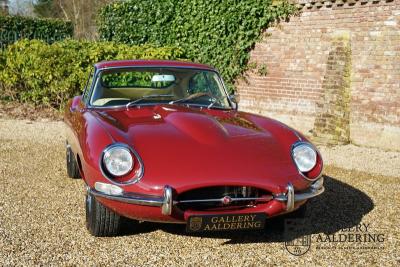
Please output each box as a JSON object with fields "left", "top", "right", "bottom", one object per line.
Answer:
{"left": 121, "top": 175, "right": 374, "bottom": 244}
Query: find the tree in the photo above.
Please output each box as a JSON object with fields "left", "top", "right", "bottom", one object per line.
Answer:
{"left": 33, "top": 0, "right": 115, "bottom": 39}
{"left": 34, "top": 0, "right": 62, "bottom": 18}
{"left": 0, "top": 0, "right": 9, "bottom": 15}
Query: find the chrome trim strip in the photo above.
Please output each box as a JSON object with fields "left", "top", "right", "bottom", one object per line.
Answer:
{"left": 89, "top": 188, "right": 163, "bottom": 207}
{"left": 292, "top": 130, "right": 302, "bottom": 141}
{"left": 293, "top": 186, "right": 325, "bottom": 202}
{"left": 273, "top": 194, "right": 287, "bottom": 202}
{"left": 177, "top": 196, "right": 273, "bottom": 204}
{"left": 88, "top": 182, "right": 324, "bottom": 214}
{"left": 162, "top": 185, "right": 173, "bottom": 215}
{"left": 274, "top": 185, "right": 325, "bottom": 203}
{"left": 96, "top": 65, "right": 214, "bottom": 71}
{"left": 286, "top": 183, "right": 294, "bottom": 211}
{"left": 87, "top": 103, "right": 233, "bottom": 111}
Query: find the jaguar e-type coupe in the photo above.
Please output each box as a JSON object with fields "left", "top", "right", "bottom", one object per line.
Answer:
{"left": 64, "top": 60, "right": 324, "bottom": 236}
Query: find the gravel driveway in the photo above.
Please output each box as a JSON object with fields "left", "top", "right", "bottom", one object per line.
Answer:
{"left": 0, "top": 119, "right": 399, "bottom": 266}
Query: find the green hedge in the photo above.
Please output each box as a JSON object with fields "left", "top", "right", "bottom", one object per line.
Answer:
{"left": 0, "top": 39, "right": 184, "bottom": 108}
{"left": 98, "top": 0, "right": 296, "bottom": 91}
{"left": 0, "top": 15, "right": 73, "bottom": 48}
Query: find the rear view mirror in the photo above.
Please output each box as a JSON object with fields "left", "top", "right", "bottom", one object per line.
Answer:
{"left": 151, "top": 74, "right": 176, "bottom": 83}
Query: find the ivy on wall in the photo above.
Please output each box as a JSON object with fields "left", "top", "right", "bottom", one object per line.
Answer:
{"left": 0, "top": 15, "right": 73, "bottom": 47}
{"left": 98, "top": 0, "right": 296, "bottom": 91}
{"left": 0, "top": 39, "right": 183, "bottom": 108}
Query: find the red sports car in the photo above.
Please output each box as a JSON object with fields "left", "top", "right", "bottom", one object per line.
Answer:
{"left": 64, "top": 60, "right": 324, "bottom": 236}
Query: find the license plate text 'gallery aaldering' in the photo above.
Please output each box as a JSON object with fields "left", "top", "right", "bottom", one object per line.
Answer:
{"left": 186, "top": 213, "right": 266, "bottom": 232}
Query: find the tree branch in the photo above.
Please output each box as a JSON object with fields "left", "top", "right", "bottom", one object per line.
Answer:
{"left": 58, "top": 0, "right": 69, "bottom": 20}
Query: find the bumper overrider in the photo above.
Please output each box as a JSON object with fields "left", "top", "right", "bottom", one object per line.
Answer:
{"left": 88, "top": 178, "right": 325, "bottom": 216}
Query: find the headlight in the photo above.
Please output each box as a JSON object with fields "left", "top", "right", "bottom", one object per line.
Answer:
{"left": 103, "top": 145, "right": 134, "bottom": 177}
{"left": 292, "top": 143, "right": 317, "bottom": 172}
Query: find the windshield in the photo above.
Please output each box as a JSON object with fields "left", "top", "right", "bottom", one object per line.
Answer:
{"left": 89, "top": 67, "right": 231, "bottom": 109}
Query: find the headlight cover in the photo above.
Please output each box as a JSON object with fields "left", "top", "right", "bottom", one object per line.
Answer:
{"left": 103, "top": 145, "right": 134, "bottom": 177}
{"left": 292, "top": 143, "right": 317, "bottom": 173}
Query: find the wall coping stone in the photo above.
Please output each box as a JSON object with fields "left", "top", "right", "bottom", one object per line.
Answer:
{"left": 272, "top": 0, "right": 395, "bottom": 9}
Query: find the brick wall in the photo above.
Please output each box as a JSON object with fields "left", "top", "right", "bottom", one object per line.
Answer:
{"left": 237, "top": 0, "right": 400, "bottom": 150}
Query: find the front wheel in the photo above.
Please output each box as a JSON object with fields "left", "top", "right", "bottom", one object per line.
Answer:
{"left": 86, "top": 193, "right": 124, "bottom": 237}
{"left": 66, "top": 145, "right": 81, "bottom": 179}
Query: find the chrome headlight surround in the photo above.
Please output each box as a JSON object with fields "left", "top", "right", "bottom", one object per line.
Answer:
{"left": 100, "top": 143, "right": 144, "bottom": 184}
{"left": 291, "top": 141, "right": 321, "bottom": 181}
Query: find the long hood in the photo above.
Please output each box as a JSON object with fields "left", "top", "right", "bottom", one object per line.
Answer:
{"left": 91, "top": 105, "right": 304, "bottom": 193}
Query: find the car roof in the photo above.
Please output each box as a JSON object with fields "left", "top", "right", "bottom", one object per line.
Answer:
{"left": 94, "top": 60, "right": 215, "bottom": 71}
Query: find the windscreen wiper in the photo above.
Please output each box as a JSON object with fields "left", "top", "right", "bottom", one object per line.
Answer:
{"left": 169, "top": 92, "right": 214, "bottom": 105}
{"left": 170, "top": 92, "right": 231, "bottom": 109}
{"left": 126, "top": 94, "right": 175, "bottom": 108}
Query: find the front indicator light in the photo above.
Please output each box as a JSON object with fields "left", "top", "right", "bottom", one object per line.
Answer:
{"left": 95, "top": 182, "right": 123, "bottom": 196}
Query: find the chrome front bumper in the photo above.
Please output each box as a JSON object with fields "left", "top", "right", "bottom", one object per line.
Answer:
{"left": 89, "top": 178, "right": 325, "bottom": 215}
{"left": 273, "top": 181, "right": 325, "bottom": 211}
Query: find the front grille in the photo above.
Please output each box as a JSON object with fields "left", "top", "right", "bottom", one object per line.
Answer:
{"left": 177, "top": 186, "right": 272, "bottom": 211}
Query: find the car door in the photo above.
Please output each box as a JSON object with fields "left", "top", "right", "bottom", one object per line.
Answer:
{"left": 65, "top": 68, "right": 95, "bottom": 163}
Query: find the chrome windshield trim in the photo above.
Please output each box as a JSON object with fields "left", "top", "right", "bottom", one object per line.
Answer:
{"left": 96, "top": 65, "right": 214, "bottom": 71}
{"left": 87, "top": 102, "right": 233, "bottom": 110}
{"left": 87, "top": 66, "right": 234, "bottom": 109}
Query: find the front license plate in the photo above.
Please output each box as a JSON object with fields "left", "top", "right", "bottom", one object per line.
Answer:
{"left": 186, "top": 213, "right": 266, "bottom": 232}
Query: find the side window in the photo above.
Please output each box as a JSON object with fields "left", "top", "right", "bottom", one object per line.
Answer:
{"left": 188, "top": 72, "right": 208, "bottom": 94}
{"left": 188, "top": 72, "right": 220, "bottom": 96}
{"left": 82, "top": 68, "right": 95, "bottom": 103}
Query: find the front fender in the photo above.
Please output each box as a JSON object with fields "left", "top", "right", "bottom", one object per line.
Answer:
{"left": 78, "top": 111, "right": 115, "bottom": 187}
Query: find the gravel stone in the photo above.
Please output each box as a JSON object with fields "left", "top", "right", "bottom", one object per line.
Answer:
{"left": 318, "top": 144, "right": 400, "bottom": 178}
{"left": 0, "top": 119, "right": 399, "bottom": 266}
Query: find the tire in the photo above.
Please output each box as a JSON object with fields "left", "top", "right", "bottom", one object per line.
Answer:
{"left": 85, "top": 193, "right": 123, "bottom": 237}
{"left": 66, "top": 145, "right": 81, "bottom": 179}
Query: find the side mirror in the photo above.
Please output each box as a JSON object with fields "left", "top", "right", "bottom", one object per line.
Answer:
{"left": 229, "top": 94, "right": 240, "bottom": 110}
{"left": 70, "top": 95, "right": 84, "bottom": 112}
